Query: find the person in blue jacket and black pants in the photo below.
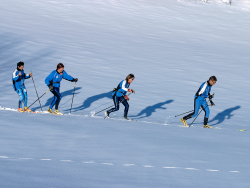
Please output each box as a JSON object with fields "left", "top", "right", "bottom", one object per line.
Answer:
{"left": 105, "top": 74, "right": 135, "bottom": 120}
{"left": 45, "top": 63, "right": 78, "bottom": 115}
{"left": 12, "top": 61, "right": 32, "bottom": 112}
{"left": 180, "top": 76, "right": 217, "bottom": 128}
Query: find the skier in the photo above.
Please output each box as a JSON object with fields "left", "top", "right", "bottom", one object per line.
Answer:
{"left": 105, "top": 74, "right": 135, "bottom": 120}
{"left": 180, "top": 76, "right": 217, "bottom": 128}
{"left": 45, "top": 63, "right": 78, "bottom": 115}
{"left": 12, "top": 61, "right": 33, "bottom": 112}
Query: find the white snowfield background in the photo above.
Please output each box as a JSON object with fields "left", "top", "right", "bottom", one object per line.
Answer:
{"left": 0, "top": 0, "right": 250, "bottom": 187}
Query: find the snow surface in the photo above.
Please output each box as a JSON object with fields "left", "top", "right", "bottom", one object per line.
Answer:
{"left": 0, "top": 0, "right": 250, "bottom": 187}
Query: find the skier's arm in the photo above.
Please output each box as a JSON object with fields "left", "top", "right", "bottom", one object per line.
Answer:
{"left": 208, "top": 92, "right": 214, "bottom": 100}
{"left": 24, "top": 73, "right": 31, "bottom": 79}
{"left": 121, "top": 80, "right": 128, "bottom": 92}
{"left": 198, "top": 82, "right": 207, "bottom": 96}
{"left": 45, "top": 71, "right": 54, "bottom": 86}
{"left": 62, "top": 71, "right": 74, "bottom": 81}
{"left": 12, "top": 70, "right": 20, "bottom": 81}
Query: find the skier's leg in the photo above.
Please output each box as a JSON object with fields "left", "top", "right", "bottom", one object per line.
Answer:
{"left": 107, "top": 96, "right": 120, "bottom": 113}
{"left": 181, "top": 99, "right": 197, "bottom": 126}
{"left": 202, "top": 103, "right": 210, "bottom": 118}
{"left": 23, "top": 88, "right": 28, "bottom": 107}
{"left": 121, "top": 96, "right": 129, "bottom": 117}
{"left": 201, "top": 101, "right": 210, "bottom": 126}
{"left": 16, "top": 89, "right": 24, "bottom": 108}
{"left": 22, "top": 87, "right": 32, "bottom": 112}
{"left": 50, "top": 89, "right": 60, "bottom": 109}
{"left": 54, "top": 88, "right": 62, "bottom": 110}
{"left": 191, "top": 98, "right": 202, "bottom": 118}
{"left": 183, "top": 98, "right": 198, "bottom": 120}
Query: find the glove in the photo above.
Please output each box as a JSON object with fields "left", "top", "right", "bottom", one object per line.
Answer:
{"left": 208, "top": 95, "right": 214, "bottom": 100}
{"left": 210, "top": 100, "right": 215, "bottom": 106}
{"left": 124, "top": 95, "right": 129, "bottom": 101}
{"left": 48, "top": 84, "right": 54, "bottom": 91}
{"left": 128, "top": 89, "right": 135, "bottom": 93}
{"left": 71, "top": 78, "right": 78, "bottom": 82}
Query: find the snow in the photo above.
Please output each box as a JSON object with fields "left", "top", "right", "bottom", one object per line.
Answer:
{"left": 0, "top": 0, "right": 250, "bottom": 187}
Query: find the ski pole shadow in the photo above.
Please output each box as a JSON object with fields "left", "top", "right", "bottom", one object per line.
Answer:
{"left": 32, "top": 87, "right": 82, "bottom": 111}
{"left": 65, "top": 91, "right": 113, "bottom": 112}
{"left": 209, "top": 106, "right": 241, "bottom": 126}
{"left": 131, "top": 100, "right": 174, "bottom": 119}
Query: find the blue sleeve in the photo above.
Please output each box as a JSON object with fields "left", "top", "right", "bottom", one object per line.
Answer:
{"left": 62, "top": 71, "right": 74, "bottom": 81}
{"left": 12, "top": 70, "right": 20, "bottom": 81}
{"left": 198, "top": 82, "right": 206, "bottom": 95}
{"left": 118, "top": 80, "right": 128, "bottom": 95}
{"left": 24, "top": 72, "right": 31, "bottom": 79}
{"left": 45, "top": 71, "right": 55, "bottom": 86}
{"left": 200, "top": 82, "right": 205, "bottom": 89}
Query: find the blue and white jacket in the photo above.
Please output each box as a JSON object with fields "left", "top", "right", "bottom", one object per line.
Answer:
{"left": 112, "top": 80, "right": 130, "bottom": 97}
{"left": 45, "top": 70, "right": 74, "bottom": 88}
{"left": 195, "top": 81, "right": 212, "bottom": 99}
{"left": 12, "top": 69, "right": 31, "bottom": 91}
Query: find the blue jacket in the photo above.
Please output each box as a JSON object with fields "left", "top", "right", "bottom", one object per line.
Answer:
{"left": 112, "top": 80, "right": 130, "bottom": 97}
{"left": 195, "top": 81, "right": 212, "bottom": 98}
{"left": 45, "top": 70, "right": 74, "bottom": 88}
{"left": 12, "top": 69, "right": 31, "bottom": 91}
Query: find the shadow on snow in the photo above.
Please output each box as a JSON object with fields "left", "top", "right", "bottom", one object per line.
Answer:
{"left": 209, "top": 106, "right": 241, "bottom": 126}
{"left": 131, "top": 100, "right": 174, "bottom": 119}
{"left": 66, "top": 91, "right": 113, "bottom": 112}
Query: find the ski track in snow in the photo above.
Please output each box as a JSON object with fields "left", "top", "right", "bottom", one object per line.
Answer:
{"left": 0, "top": 106, "right": 228, "bottom": 130}
{"left": 0, "top": 155, "right": 244, "bottom": 174}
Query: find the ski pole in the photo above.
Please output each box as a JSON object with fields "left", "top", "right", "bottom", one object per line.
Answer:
{"left": 175, "top": 110, "right": 194, "bottom": 117}
{"left": 93, "top": 105, "right": 115, "bottom": 116}
{"left": 28, "top": 89, "right": 50, "bottom": 109}
{"left": 93, "top": 93, "right": 132, "bottom": 116}
{"left": 70, "top": 82, "right": 77, "bottom": 114}
{"left": 30, "top": 71, "right": 43, "bottom": 112}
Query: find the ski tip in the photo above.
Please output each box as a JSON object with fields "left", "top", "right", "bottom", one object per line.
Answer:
{"left": 237, "top": 129, "right": 247, "bottom": 131}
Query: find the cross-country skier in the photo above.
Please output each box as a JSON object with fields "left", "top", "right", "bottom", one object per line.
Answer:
{"left": 45, "top": 63, "right": 78, "bottom": 115}
{"left": 12, "top": 61, "right": 33, "bottom": 112}
{"left": 105, "top": 74, "right": 135, "bottom": 120}
{"left": 180, "top": 76, "right": 217, "bottom": 128}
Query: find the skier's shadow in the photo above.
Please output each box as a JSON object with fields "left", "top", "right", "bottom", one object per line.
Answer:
{"left": 32, "top": 87, "right": 82, "bottom": 111}
{"left": 68, "top": 91, "right": 113, "bottom": 112}
{"left": 209, "top": 106, "right": 241, "bottom": 126}
{"left": 131, "top": 100, "right": 174, "bottom": 119}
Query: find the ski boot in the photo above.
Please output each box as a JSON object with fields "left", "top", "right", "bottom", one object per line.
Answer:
{"left": 24, "top": 107, "right": 32, "bottom": 112}
{"left": 105, "top": 111, "right": 110, "bottom": 119}
{"left": 123, "top": 115, "right": 131, "bottom": 121}
{"left": 180, "top": 118, "right": 188, "bottom": 127}
{"left": 47, "top": 108, "right": 53, "bottom": 114}
{"left": 204, "top": 125, "right": 212, "bottom": 128}
{"left": 18, "top": 108, "right": 24, "bottom": 112}
{"left": 54, "top": 109, "right": 63, "bottom": 115}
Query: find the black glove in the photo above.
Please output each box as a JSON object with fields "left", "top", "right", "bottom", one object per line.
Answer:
{"left": 48, "top": 84, "right": 54, "bottom": 91}
{"left": 208, "top": 95, "right": 214, "bottom": 100}
{"left": 210, "top": 100, "right": 215, "bottom": 106}
{"left": 71, "top": 78, "right": 78, "bottom": 82}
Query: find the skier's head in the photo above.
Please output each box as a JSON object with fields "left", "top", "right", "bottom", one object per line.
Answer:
{"left": 209, "top": 76, "right": 217, "bottom": 86}
{"left": 17, "top": 61, "right": 24, "bottom": 70}
{"left": 57, "top": 63, "right": 64, "bottom": 73}
{"left": 126, "top": 74, "right": 135, "bottom": 84}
